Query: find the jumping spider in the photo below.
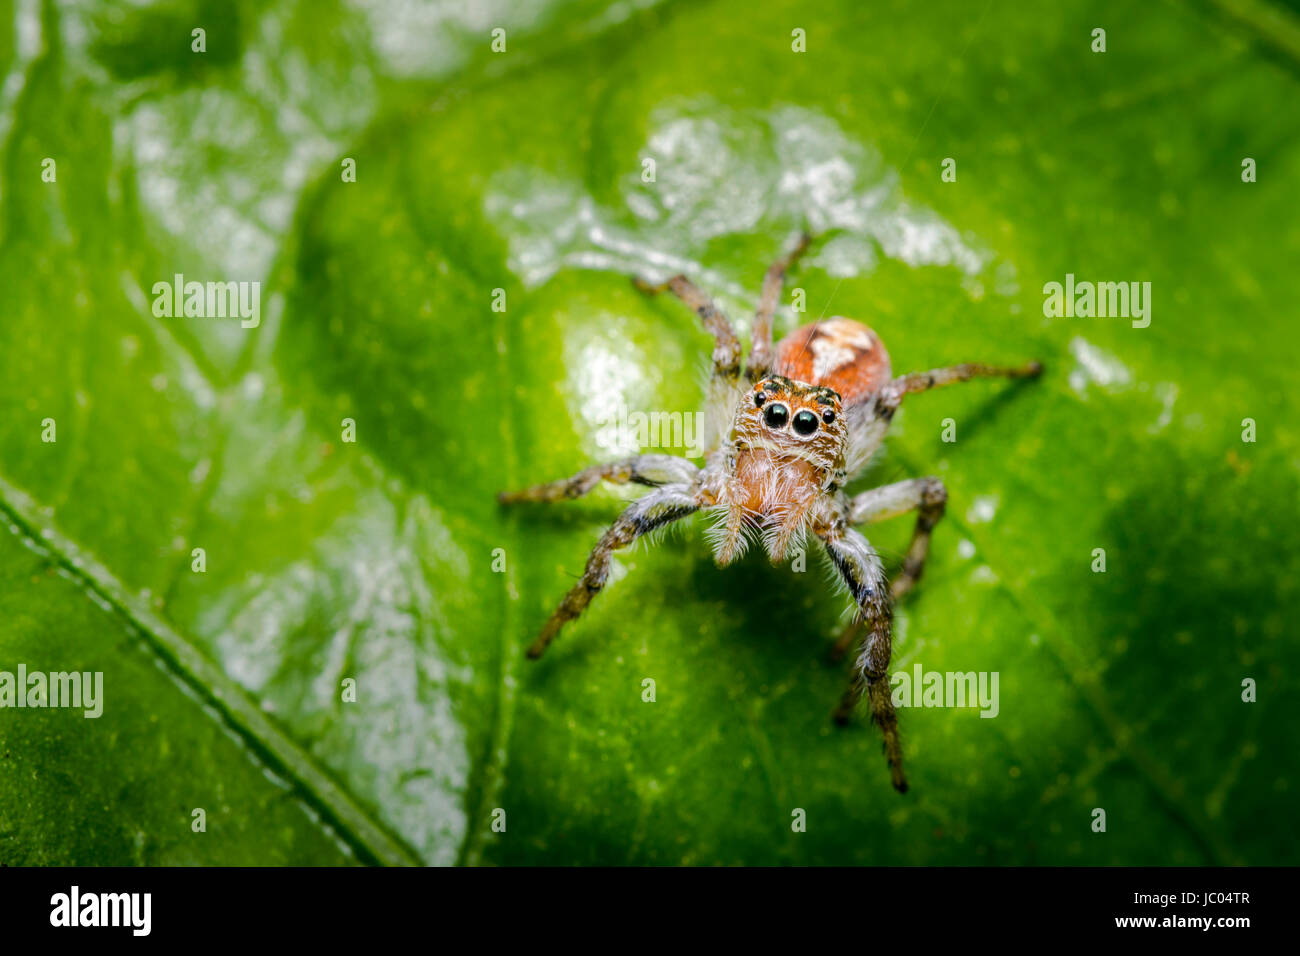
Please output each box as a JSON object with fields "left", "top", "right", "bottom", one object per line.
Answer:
{"left": 498, "top": 234, "right": 1041, "bottom": 792}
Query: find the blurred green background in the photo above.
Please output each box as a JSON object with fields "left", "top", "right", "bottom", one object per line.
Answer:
{"left": 0, "top": 0, "right": 1297, "bottom": 865}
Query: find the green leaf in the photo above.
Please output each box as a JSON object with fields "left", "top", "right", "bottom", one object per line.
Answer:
{"left": 2, "top": 0, "right": 1297, "bottom": 865}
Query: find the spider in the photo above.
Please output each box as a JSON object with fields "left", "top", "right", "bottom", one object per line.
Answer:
{"left": 498, "top": 234, "right": 1041, "bottom": 792}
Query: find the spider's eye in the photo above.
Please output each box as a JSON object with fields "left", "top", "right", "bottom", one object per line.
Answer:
{"left": 763, "top": 403, "right": 789, "bottom": 429}
{"left": 754, "top": 391, "right": 766, "bottom": 407}
{"left": 821, "top": 409, "right": 836, "bottom": 425}
{"left": 792, "top": 410, "right": 819, "bottom": 435}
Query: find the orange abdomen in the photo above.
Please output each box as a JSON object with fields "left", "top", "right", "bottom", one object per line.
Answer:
{"left": 774, "top": 317, "right": 892, "bottom": 407}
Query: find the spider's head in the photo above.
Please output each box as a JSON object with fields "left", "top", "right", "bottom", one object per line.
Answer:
{"left": 733, "top": 374, "right": 848, "bottom": 472}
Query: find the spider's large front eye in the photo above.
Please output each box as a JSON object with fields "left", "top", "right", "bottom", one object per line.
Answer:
{"left": 763, "top": 403, "right": 789, "bottom": 429}
{"left": 792, "top": 410, "right": 819, "bottom": 435}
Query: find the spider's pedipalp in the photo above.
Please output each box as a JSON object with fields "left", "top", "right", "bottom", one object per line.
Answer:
{"left": 701, "top": 501, "right": 756, "bottom": 565}
{"left": 759, "top": 503, "right": 811, "bottom": 565}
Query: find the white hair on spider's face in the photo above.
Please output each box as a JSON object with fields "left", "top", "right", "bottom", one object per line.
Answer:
{"left": 704, "top": 373, "right": 849, "bottom": 566}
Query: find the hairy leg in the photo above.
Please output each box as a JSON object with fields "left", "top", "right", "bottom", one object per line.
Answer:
{"left": 817, "top": 518, "right": 907, "bottom": 793}
{"left": 525, "top": 485, "right": 699, "bottom": 659}
{"left": 747, "top": 232, "right": 812, "bottom": 381}
{"left": 634, "top": 274, "right": 741, "bottom": 383}
{"left": 842, "top": 359, "right": 1043, "bottom": 480}
{"left": 830, "top": 477, "right": 947, "bottom": 662}
{"left": 893, "top": 360, "right": 1042, "bottom": 397}
{"left": 498, "top": 454, "right": 699, "bottom": 504}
